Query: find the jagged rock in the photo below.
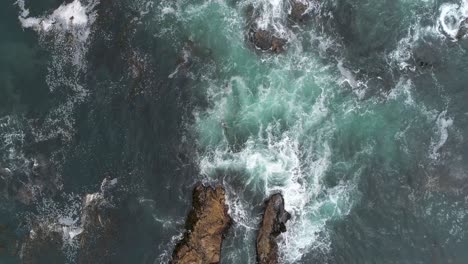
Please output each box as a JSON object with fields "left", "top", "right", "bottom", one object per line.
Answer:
{"left": 78, "top": 177, "right": 119, "bottom": 264}
{"left": 456, "top": 18, "right": 468, "bottom": 39}
{"left": 256, "top": 193, "right": 291, "bottom": 264}
{"left": 20, "top": 223, "right": 65, "bottom": 264}
{"left": 289, "top": 0, "right": 310, "bottom": 22}
{"left": 19, "top": 177, "right": 121, "bottom": 263}
{"left": 249, "top": 28, "right": 287, "bottom": 53}
{"left": 19, "top": 177, "right": 120, "bottom": 263}
{"left": 172, "top": 183, "right": 232, "bottom": 264}
{"left": 4, "top": 154, "right": 60, "bottom": 205}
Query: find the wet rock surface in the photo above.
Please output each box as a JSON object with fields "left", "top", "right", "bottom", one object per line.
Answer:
{"left": 18, "top": 177, "right": 121, "bottom": 263}
{"left": 289, "top": 0, "right": 322, "bottom": 25}
{"left": 20, "top": 223, "right": 65, "bottom": 264}
{"left": 78, "top": 177, "right": 120, "bottom": 264}
{"left": 172, "top": 183, "right": 232, "bottom": 264}
{"left": 249, "top": 28, "right": 287, "bottom": 53}
{"left": 0, "top": 153, "right": 60, "bottom": 206}
{"left": 289, "top": 0, "right": 310, "bottom": 22}
{"left": 456, "top": 18, "right": 468, "bottom": 39}
{"left": 256, "top": 193, "right": 291, "bottom": 264}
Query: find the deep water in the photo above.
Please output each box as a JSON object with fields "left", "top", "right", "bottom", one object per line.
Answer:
{"left": 2, "top": 0, "right": 468, "bottom": 263}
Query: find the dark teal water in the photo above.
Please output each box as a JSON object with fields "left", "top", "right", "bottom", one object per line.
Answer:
{"left": 2, "top": 0, "right": 468, "bottom": 263}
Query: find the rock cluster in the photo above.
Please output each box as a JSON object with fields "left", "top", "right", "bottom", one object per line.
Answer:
{"left": 19, "top": 177, "right": 120, "bottom": 263}
{"left": 21, "top": 181, "right": 291, "bottom": 264}
{"left": 172, "top": 188, "right": 291, "bottom": 264}
{"left": 245, "top": 0, "right": 320, "bottom": 53}
{"left": 256, "top": 193, "right": 291, "bottom": 264}
{"left": 249, "top": 29, "right": 287, "bottom": 53}
{"left": 172, "top": 183, "right": 232, "bottom": 264}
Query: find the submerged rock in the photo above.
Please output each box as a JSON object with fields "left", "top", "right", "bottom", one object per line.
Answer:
{"left": 249, "top": 28, "right": 287, "bottom": 53}
{"left": 256, "top": 193, "right": 291, "bottom": 264}
{"left": 289, "top": 0, "right": 310, "bottom": 22}
{"left": 456, "top": 18, "right": 468, "bottom": 39}
{"left": 19, "top": 177, "right": 120, "bottom": 263}
{"left": 20, "top": 223, "right": 65, "bottom": 264}
{"left": 78, "top": 177, "right": 119, "bottom": 263}
{"left": 172, "top": 183, "right": 232, "bottom": 264}
{"left": 289, "top": 0, "right": 321, "bottom": 23}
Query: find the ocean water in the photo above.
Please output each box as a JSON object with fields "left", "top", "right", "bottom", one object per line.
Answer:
{"left": 2, "top": 0, "right": 468, "bottom": 263}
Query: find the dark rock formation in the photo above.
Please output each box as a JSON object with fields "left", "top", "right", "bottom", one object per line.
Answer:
{"left": 78, "top": 177, "right": 120, "bottom": 264}
{"left": 289, "top": 0, "right": 321, "bottom": 23}
{"left": 249, "top": 28, "right": 287, "bottom": 53}
{"left": 456, "top": 18, "right": 468, "bottom": 39}
{"left": 19, "top": 177, "right": 121, "bottom": 263}
{"left": 289, "top": 0, "right": 310, "bottom": 22}
{"left": 0, "top": 153, "right": 60, "bottom": 205}
{"left": 256, "top": 193, "right": 291, "bottom": 264}
{"left": 20, "top": 223, "right": 65, "bottom": 264}
{"left": 172, "top": 183, "right": 232, "bottom": 264}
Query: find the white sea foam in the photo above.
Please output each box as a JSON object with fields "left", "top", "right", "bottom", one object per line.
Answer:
{"left": 337, "top": 59, "right": 368, "bottom": 99}
{"left": 27, "top": 193, "right": 84, "bottom": 261}
{"left": 437, "top": 1, "right": 468, "bottom": 40}
{"left": 17, "top": 0, "right": 98, "bottom": 42}
{"left": 388, "top": 26, "right": 418, "bottom": 71}
{"left": 16, "top": 0, "right": 99, "bottom": 79}
{"left": 388, "top": 0, "right": 468, "bottom": 70}
{"left": 2, "top": 2, "right": 101, "bottom": 200}
{"left": 179, "top": 5, "right": 360, "bottom": 256}
{"left": 337, "top": 60, "right": 359, "bottom": 89}
{"left": 0, "top": 116, "right": 35, "bottom": 190}
{"left": 23, "top": 177, "right": 119, "bottom": 262}
{"left": 15, "top": 0, "right": 99, "bottom": 143}
{"left": 199, "top": 131, "right": 327, "bottom": 261}
{"left": 253, "top": 0, "right": 286, "bottom": 30}
{"left": 387, "top": 78, "right": 415, "bottom": 106}
{"left": 196, "top": 68, "right": 356, "bottom": 261}
{"left": 430, "top": 110, "right": 454, "bottom": 160}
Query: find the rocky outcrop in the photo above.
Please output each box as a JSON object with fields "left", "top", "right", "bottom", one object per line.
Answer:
{"left": 78, "top": 177, "right": 120, "bottom": 264}
{"left": 0, "top": 154, "right": 60, "bottom": 205}
{"left": 172, "top": 183, "right": 232, "bottom": 264}
{"left": 249, "top": 28, "right": 287, "bottom": 53}
{"left": 456, "top": 18, "right": 468, "bottom": 39}
{"left": 256, "top": 193, "right": 291, "bottom": 264}
{"left": 289, "top": 0, "right": 320, "bottom": 23}
{"left": 19, "top": 177, "right": 120, "bottom": 263}
{"left": 20, "top": 223, "right": 65, "bottom": 264}
{"left": 289, "top": 0, "right": 310, "bottom": 22}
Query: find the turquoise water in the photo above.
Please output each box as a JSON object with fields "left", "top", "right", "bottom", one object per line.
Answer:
{"left": 2, "top": 0, "right": 468, "bottom": 263}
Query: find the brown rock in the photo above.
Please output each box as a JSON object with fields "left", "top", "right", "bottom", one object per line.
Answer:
{"left": 20, "top": 223, "right": 65, "bottom": 264}
{"left": 172, "top": 183, "right": 232, "bottom": 264}
{"left": 78, "top": 178, "right": 120, "bottom": 264}
{"left": 256, "top": 193, "right": 291, "bottom": 264}
{"left": 290, "top": 0, "right": 309, "bottom": 22}
{"left": 249, "top": 29, "right": 287, "bottom": 53}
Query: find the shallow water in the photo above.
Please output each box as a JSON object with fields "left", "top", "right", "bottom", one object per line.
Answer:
{"left": 2, "top": 0, "right": 468, "bottom": 263}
